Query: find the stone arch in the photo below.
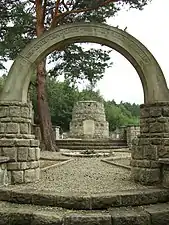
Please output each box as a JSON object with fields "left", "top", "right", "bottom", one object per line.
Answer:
{"left": 1, "top": 23, "right": 169, "bottom": 103}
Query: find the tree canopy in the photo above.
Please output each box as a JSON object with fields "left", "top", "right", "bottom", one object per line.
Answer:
{"left": 0, "top": 0, "right": 152, "bottom": 84}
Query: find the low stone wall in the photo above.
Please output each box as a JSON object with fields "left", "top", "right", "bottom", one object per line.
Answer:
{"left": 0, "top": 102, "right": 40, "bottom": 184}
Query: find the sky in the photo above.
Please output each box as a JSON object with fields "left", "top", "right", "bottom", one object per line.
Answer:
{"left": 95, "top": 0, "right": 169, "bottom": 104}
{"left": 2, "top": 0, "right": 169, "bottom": 104}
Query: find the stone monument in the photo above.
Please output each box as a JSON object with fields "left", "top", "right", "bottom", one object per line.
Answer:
{"left": 69, "top": 101, "right": 109, "bottom": 139}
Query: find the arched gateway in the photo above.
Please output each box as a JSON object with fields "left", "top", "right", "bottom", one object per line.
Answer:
{"left": 1, "top": 23, "right": 169, "bottom": 185}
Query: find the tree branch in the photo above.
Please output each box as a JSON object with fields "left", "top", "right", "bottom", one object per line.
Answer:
{"left": 51, "top": 0, "right": 117, "bottom": 28}
{"left": 55, "top": 0, "right": 61, "bottom": 16}
{"left": 61, "top": 0, "right": 69, "bottom": 11}
{"left": 42, "top": 0, "right": 47, "bottom": 23}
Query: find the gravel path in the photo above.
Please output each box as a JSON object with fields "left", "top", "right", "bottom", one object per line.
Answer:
{"left": 19, "top": 157, "right": 147, "bottom": 194}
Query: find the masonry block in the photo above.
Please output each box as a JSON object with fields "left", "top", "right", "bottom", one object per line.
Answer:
{"left": 2, "top": 147, "right": 17, "bottom": 162}
{"left": 20, "top": 123, "right": 29, "bottom": 134}
{"left": 6, "top": 123, "right": 19, "bottom": 134}
{"left": 17, "top": 147, "right": 29, "bottom": 161}
{"left": 9, "top": 106, "right": 21, "bottom": 117}
{"left": 11, "top": 170, "right": 24, "bottom": 184}
{"left": 24, "top": 168, "right": 40, "bottom": 183}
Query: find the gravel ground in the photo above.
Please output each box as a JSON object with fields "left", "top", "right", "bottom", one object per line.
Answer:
{"left": 19, "top": 157, "right": 147, "bottom": 194}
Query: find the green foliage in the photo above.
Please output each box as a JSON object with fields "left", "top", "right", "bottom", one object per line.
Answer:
{"left": 49, "top": 45, "right": 113, "bottom": 86}
{"left": 30, "top": 78, "right": 140, "bottom": 131}
{"left": 104, "top": 100, "right": 139, "bottom": 131}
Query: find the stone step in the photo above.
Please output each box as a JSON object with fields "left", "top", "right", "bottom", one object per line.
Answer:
{"left": 56, "top": 139, "right": 127, "bottom": 144}
{"left": 0, "top": 187, "right": 168, "bottom": 210}
{"left": 56, "top": 143, "right": 127, "bottom": 146}
{"left": 56, "top": 143, "right": 127, "bottom": 147}
{"left": 56, "top": 145, "right": 128, "bottom": 150}
{"left": 1, "top": 200, "right": 169, "bottom": 225}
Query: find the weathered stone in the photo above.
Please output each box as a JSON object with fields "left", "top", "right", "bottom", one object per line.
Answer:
{"left": 10, "top": 212, "right": 32, "bottom": 225}
{"left": 7, "top": 162, "right": 21, "bottom": 170}
{"left": 21, "top": 107, "right": 29, "bottom": 118}
{"left": 17, "top": 147, "right": 29, "bottom": 161}
{"left": 30, "top": 139, "right": 39, "bottom": 147}
{"left": 150, "top": 161, "right": 160, "bottom": 168}
{"left": 163, "top": 139, "right": 169, "bottom": 145}
{"left": 140, "top": 107, "right": 150, "bottom": 118}
{"left": 130, "top": 159, "right": 151, "bottom": 168}
{"left": 32, "top": 213, "right": 62, "bottom": 225}
{"left": 158, "top": 146, "right": 169, "bottom": 158}
{"left": 131, "top": 146, "right": 144, "bottom": 160}
{"left": 24, "top": 168, "right": 40, "bottom": 183}
{"left": 20, "top": 123, "right": 29, "bottom": 134}
{"left": 157, "top": 117, "right": 168, "bottom": 123}
{"left": 162, "top": 106, "right": 169, "bottom": 117}
{"left": 30, "top": 161, "right": 40, "bottom": 169}
{"left": 0, "top": 139, "right": 15, "bottom": 146}
{"left": 0, "top": 123, "right": 6, "bottom": 133}
{"left": 15, "top": 139, "right": 30, "bottom": 146}
{"left": 151, "top": 138, "right": 162, "bottom": 145}
{"left": 144, "top": 203, "right": 169, "bottom": 225}
{"left": 6, "top": 123, "right": 19, "bottom": 134}
{"left": 28, "top": 148, "right": 36, "bottom": 161}
{"left": 109, "top": 207, "right": 150, "bottom": 225}
{"left": 64, "top": 214, "right": 112, "bottom": 225}
{"left": 7, "top": 162, "right": 28, "bottom": 170}
{"left": 147, "top": 118, "right": 157, "bottom": 123}
{"left": 131, "top": 167, "right": 160, "bottom": 184}
{"left": 149, "top": 107, "right": 162, "bottom": 117}
{"left": 162, "top": 170, "right": 169, "bottom": 188}
{"left": 138, "top": 138, "right": 150, "bottom": 145}
{"left": 0, "top": 211, "right": 10, "bottom": 225}
{"left": 0, "top": 188, "right": 11, "bottom": 201}
{"left": 7, "top": 171, "right": 11, "bottom": 184}
{"left": 149, "top": 122, "right": 165, "bottom": 133}
{"left": 35, "top": 147, "right": 40, "bottom": 160}
{"left": 0, "top": 166, "right": 8, "bottom": 185}
{"left": 11, "top": 170, "right": 24, "bottom": 184}
{"left": 0, "top": 107, "right": 8, "bottom": 118}
{"left": 12, "top": 117, "right": 31, "bottom": 123}
{"left": 2, "top": 147, "right": 17, "bottom": 161}
{"left": 143, "top": 145, "right": 158, "bottom": 160}
{"left": 9, "top": 106, "right": 21, "bottom": 117}
{"left": 140, "top": 124, "right": 149, "bottom": 133}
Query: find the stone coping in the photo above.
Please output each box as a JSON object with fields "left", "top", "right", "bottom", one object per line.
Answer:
{"left": 0, "top": 101, "right": 30, "bottom": 107}
{"left": 140, "top": 102, "right": 169, "bottom": 108}
{"left": 0, "top": 156, "right": 9, "bottom": 163}
{"left": 158, "top": 158, "right": 169, "bottom": 165}
{"left": 101, "top": 158, "right": 131, "bottom": 170}
{"left": 41, "top": 159, "right": 74, "bottom": 171}
{"left": 0, "top": 187, "right": 168, "bottom": 210}
{"left": 1, "top": 201, "right": 169, "bottom": 225}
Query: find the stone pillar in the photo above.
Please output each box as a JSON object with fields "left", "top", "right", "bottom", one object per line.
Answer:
{"left": 131, "top": 103, "right": 169, "bottom": 185}
{"left": 126, "top": 125, "right": 140, "bottom": 150}
{"left": 55, "top": 126, "right": 60, "bottom": 140}
{"left": 0, "top": 102, "right": 40, "bottom": 184}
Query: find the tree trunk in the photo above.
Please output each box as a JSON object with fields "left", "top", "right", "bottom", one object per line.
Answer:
{"left": 35, "top": 0, "right": 58, "bottom": 152}
{"left": 36, "top": 60, "right": 59, "bottom": 151}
